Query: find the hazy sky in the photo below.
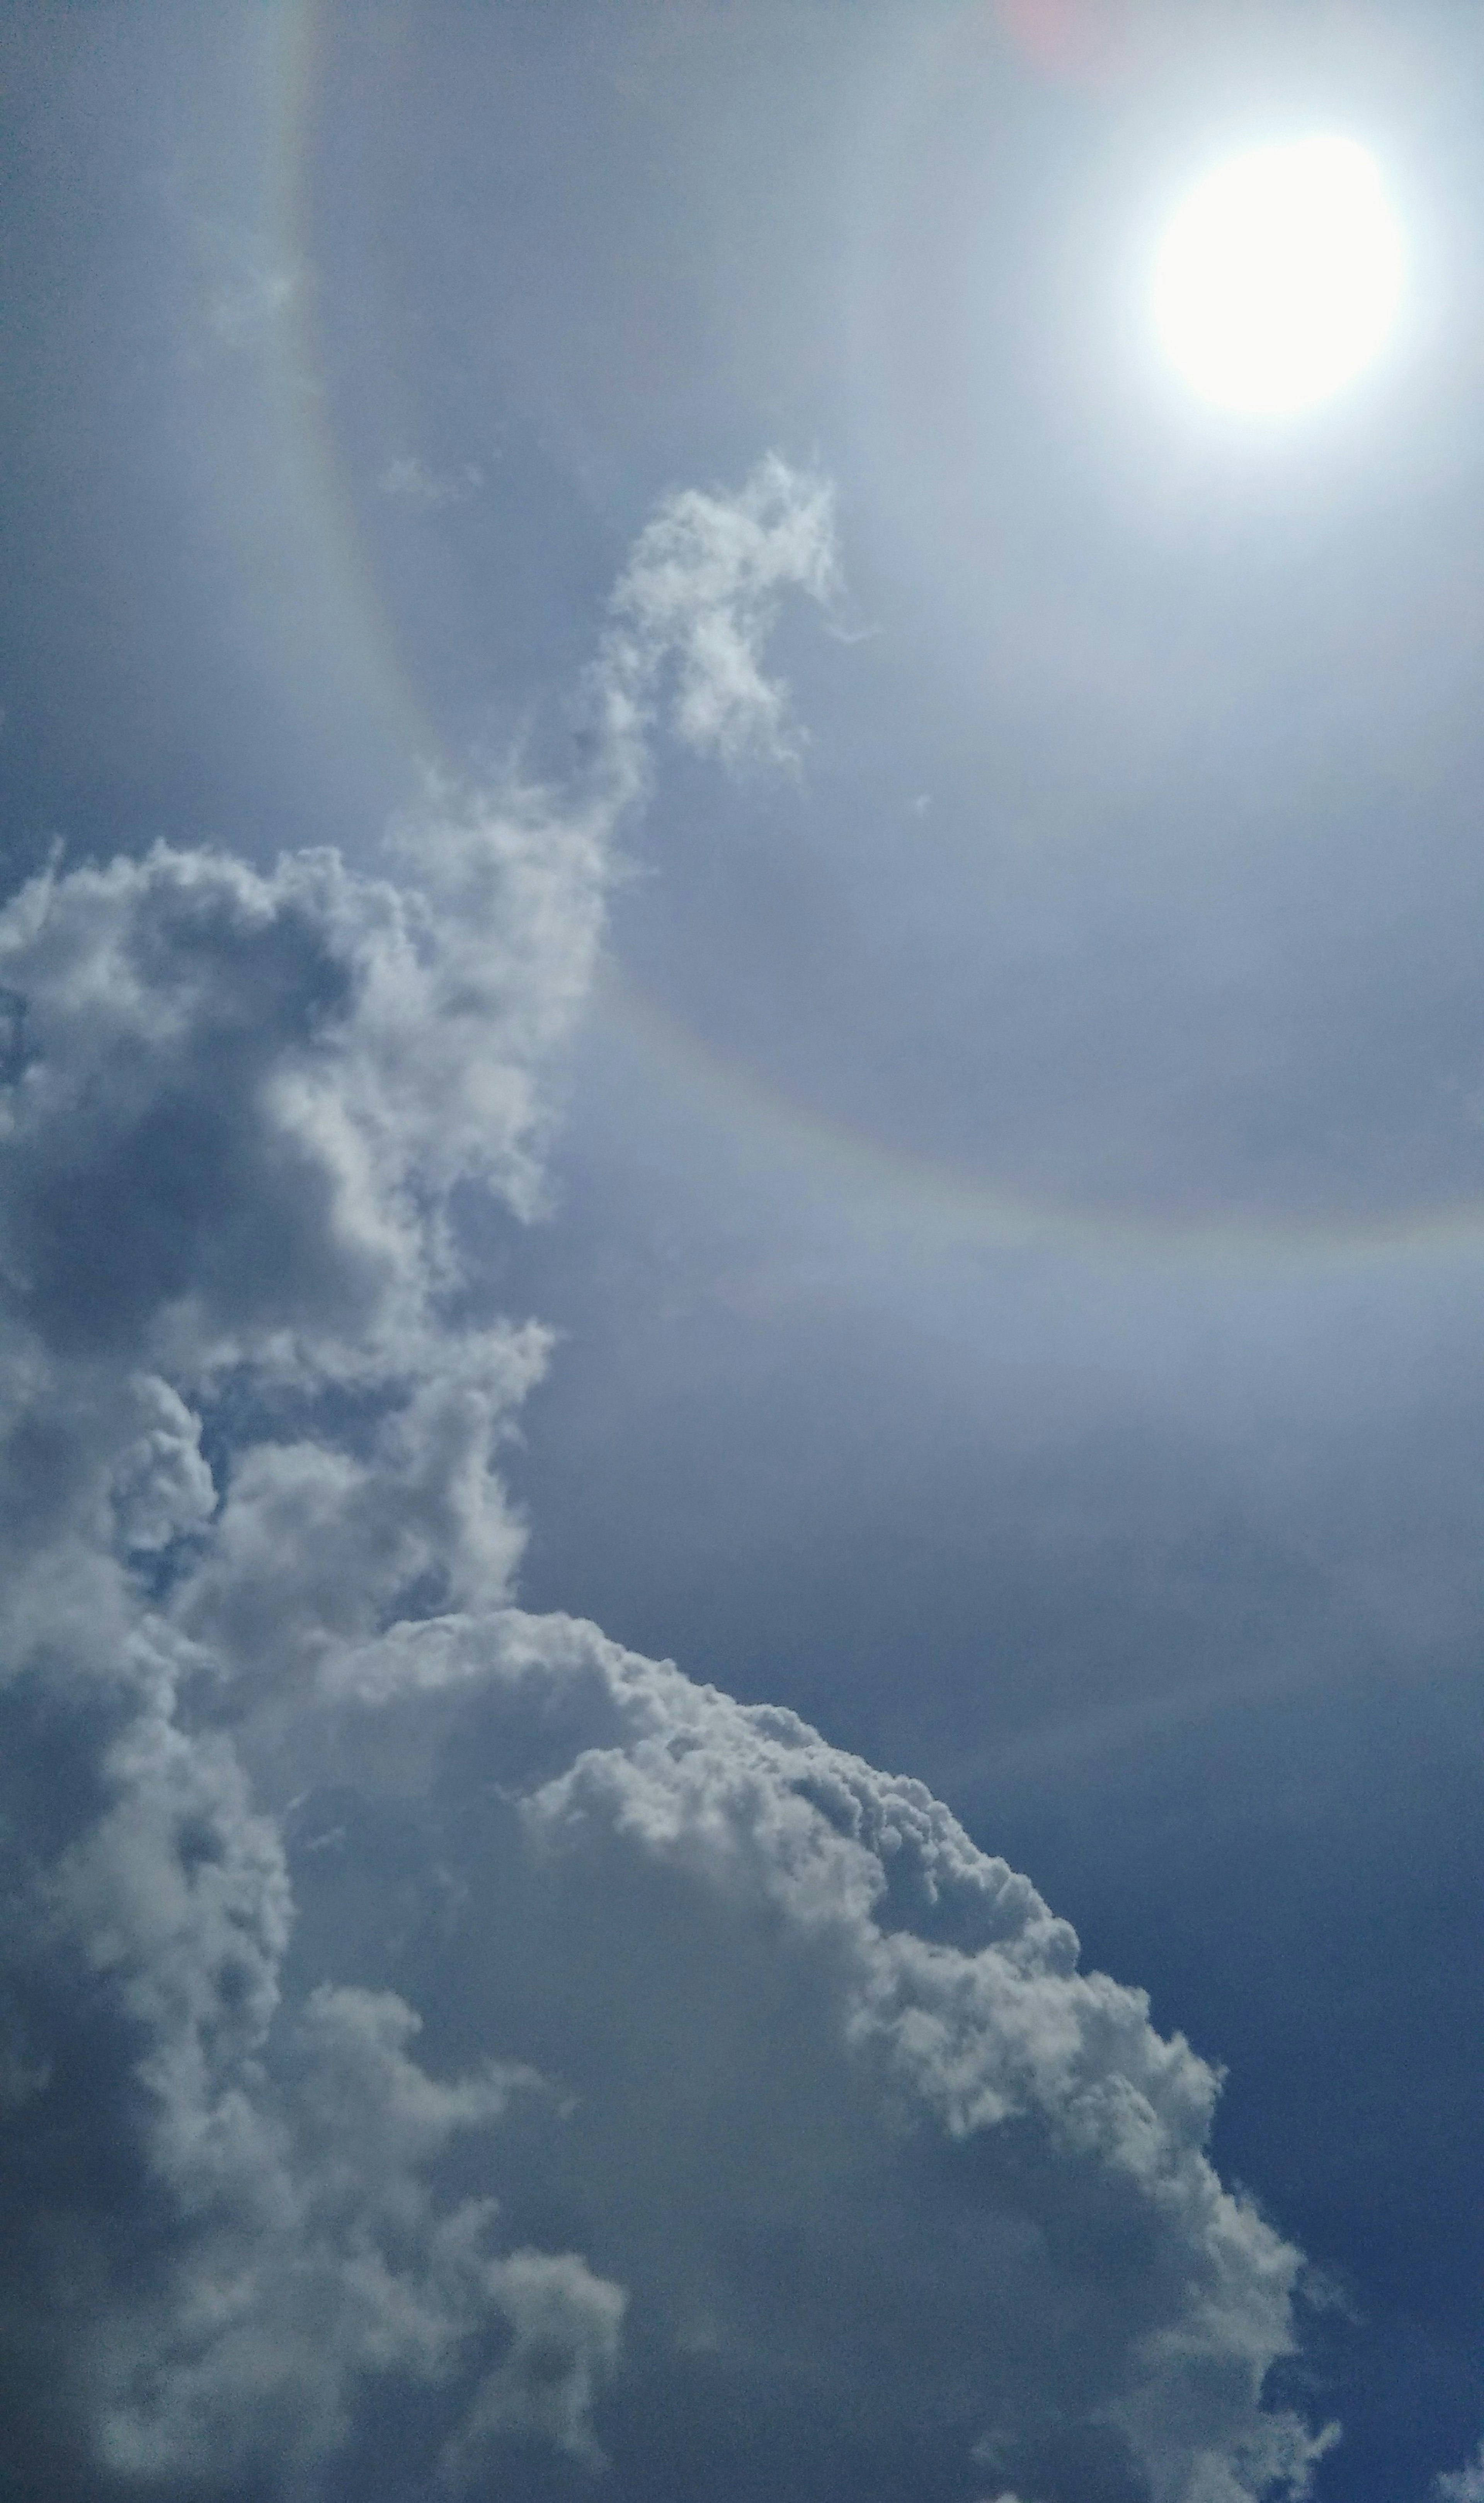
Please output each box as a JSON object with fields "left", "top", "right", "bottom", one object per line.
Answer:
{"left": 3, "top": 7, "right": 1484, "bottom": 2502}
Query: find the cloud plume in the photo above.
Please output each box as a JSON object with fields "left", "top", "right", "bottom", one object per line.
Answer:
{"left": 0, "top": 462, "right": 1321, "bottom": 2503}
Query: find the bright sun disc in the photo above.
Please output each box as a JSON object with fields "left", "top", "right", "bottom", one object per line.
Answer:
{"left": 1152, "top": 134, "right": 1404, "bottom": 417}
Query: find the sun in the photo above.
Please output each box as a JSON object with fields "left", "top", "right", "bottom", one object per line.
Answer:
{"left": 1151, "top": 135, "right": 1404, "bottom": 418}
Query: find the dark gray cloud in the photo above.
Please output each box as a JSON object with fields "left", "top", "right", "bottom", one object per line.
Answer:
{"left": 0, "top": 466, "right": 1320, "bottom": 2503}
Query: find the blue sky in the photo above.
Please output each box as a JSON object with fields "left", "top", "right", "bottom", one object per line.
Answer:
{"left": 2, "top": 6, "right": 1484, "bottom": 2501}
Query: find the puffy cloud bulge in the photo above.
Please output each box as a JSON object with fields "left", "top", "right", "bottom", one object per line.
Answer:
{"left": 0, "top": 465, "right": 1319, "bottom": 2503}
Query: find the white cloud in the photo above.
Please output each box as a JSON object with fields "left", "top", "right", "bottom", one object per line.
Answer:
{"left": 0, "top": 461, "right": 1323, "bottom": 2502}
{"left": 379, "top": 453, "right": 485, "bottom": 509}
{"left": 440, "top": 2250, "right": 627, "bottom": 2484}
{"left": 208, "top": 264, "right": 296, "bottom": 346}
{"left": 1438, "top": 2443, "right": 1484, "bottom": 2503}
{"left": 602, "top": 451, "right": 839, "bottom": 768}
{"left": 196, "top": 228, "right": 300, "bottom": 352}
{"left": 300, "top": 1604, "right": 1323, "bottom": 2503}
{"left": 94, "top": 1977, "right": 619, "bottom": 2490}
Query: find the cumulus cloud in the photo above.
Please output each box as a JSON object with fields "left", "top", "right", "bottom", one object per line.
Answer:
{"left": 296, "top": 1608, "right": 1324, "bottom": 2503}
{"left": 0, "top": 460, "right": 1322, "bottom": 2503}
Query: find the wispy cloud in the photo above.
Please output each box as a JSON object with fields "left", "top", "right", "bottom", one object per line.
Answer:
{"left": 603, "top": 453, "right": 840, "bottom": 767}
{"left": 379, "top": 453, "right": 486, "bottom": 509}
{"left": 205, "top": 257, "right": 299, "bottom": 349}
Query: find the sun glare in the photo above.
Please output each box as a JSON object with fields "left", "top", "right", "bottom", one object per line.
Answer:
{"left": 1152, "top": 134, "right": 1404, "bottom": 418}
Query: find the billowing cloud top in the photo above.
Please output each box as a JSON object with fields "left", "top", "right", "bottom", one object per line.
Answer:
{"left": 0, "top": 464, "right": 1321, "bottom": 2503}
